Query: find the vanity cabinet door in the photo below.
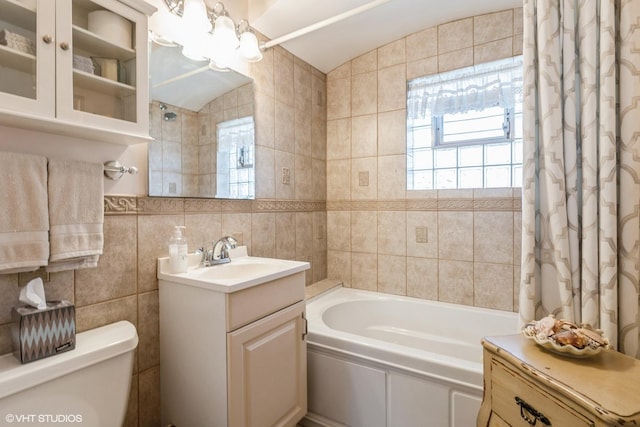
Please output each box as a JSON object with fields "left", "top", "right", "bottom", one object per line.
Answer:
{"left": 227, "top": 301, "right": 307, "bottom": 427}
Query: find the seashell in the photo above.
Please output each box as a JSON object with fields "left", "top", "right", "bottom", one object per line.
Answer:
{"left": 552, "top": 329, "right": 588, "bottom": 349}
{"left": 577, "top": 327, "right": 608, "bottom": 348}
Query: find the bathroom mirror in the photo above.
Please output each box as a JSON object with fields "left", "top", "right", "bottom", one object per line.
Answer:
{"left": 147, "top": 44, "right": 255, "bottom": 199}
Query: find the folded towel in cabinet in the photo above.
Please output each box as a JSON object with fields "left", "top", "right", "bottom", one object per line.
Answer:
{"left": 46, "top": 158, "right": 104, "bottom": 272}
{"left": 0, "top": 152, "right": 49, "bottom": 273}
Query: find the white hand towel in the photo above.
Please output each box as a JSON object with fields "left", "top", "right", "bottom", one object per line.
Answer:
{"left": 46, "top": 158, "right": 104, "bottom": 272}
{"left": 0, "top": 151, "right": 49, "bottom": 273}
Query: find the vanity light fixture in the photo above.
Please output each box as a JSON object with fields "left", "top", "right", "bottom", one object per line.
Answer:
{"left": 150, "top": 0, "right": 263, "bottom": 69}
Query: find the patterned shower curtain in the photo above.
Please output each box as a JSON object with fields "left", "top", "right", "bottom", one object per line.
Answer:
{"left": 520, "top": 0, "right": 640, "bottom": 357}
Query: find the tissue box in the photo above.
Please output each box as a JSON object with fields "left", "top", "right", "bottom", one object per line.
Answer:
{"left": 11, "top": 301, "right": 75, "bottom": 364}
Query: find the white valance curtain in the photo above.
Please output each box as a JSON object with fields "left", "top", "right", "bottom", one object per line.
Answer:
{"left": 407, "top": 56, "right": 523, "bottom": 121}
{"left": 520, "top": 0, "right": 640, "bottom": 357}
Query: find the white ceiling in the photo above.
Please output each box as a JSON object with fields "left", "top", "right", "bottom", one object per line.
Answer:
{"left": 249, "top": 0, "right": 523, "bottom": 74}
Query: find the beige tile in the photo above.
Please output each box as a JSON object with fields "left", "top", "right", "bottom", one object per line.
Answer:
{"left": 138, "top": 366, "right": 161, "bottom": 427}
{"left": 351, "top": 157, "right": 378, "bottom": 200}
{"left": 377, "top": 255, "right": 406, "bottom": 295}
{"left": 255, "top": 145, "right": 276, "bottom": 199}
{"left": 327, "top": 118, "right": 351, "bottom": 160}
{"left": 378, "top": 39, "right": 406, "bottom": 69}
{"left": 75, "top": 295, "right": 137, "bottom": 333}
{"left": 251, "top": 213, "right": 276, "bottom": 258}
{"left": 438, "top": 211, "right": 473, "bottom": 261}
{"left": 149, "top": 101, "right": 162, "bottom": 140}
{"left": 474, "top": 10, "right": 513, "bottom": 45}
{"left": 352, "top": 71, "right": 378, "bottom": 116}
{"left": 474, "top": 38, "right": 514, "bottom": 64}
{"left": 327, "top": 77, "right": 351, "bottom": 120}
{"left": 377, "top": 155, "right": 406, "bottom": 200}
{"left": 161, "top": 106, "right": 182, "bottom": 142}
{"left": 182, "top": 109, "right": 198, "bottom": 145}
{"left": 76, "top": 216, "right": 137, "bottom": 306}
{"left": 406, "top": 27, "right": 438, "bottom": 61}
{"left": 438, "top": 47, "right": 474, "bottom": 72}
{"left": 275, "top": 100, "right": 295, "bottom": 153}
{"left": 275, "top": 213, "right": 297, "bottom": 260}
{"left": 185, "top": 213, "right": 221, "bottom": 250}
{"left": 275, "top": 150, "right": 295, "bottom": 200}
{"left": 474, "top": 211, "right": 513, "bottom": 264}
{"left": 295, "top": 105, "right": 312, "bottom": 156}
{"left": 407, "top": 257, "right": 438, "bottom": 300}
{"left": 295, "top": 154, "right": 313, "bottom": 200}
{"left": 438, "top": 260, "right": 473, "bottom": 305}
{"left": 513, "top": 212, "right": 522, "bottom": 266}
{"left": 221, "top": 213, "right": 252, "bottom": 250}
{"left": 378, "top": 211, "right": 406, "bottom": 256}
{"left": 312, "top": 248, "right": 328, "bottom": 283}
{"left": 406, "top": 211, "right": 438, "bottom": 258}
{"left": 0, "top": 324, "right": 11, "bottom": 355}
{"left": 513, "top": 33, "right": 523, "bottom": 55}
{"left": 513, "top": 7, "right": 524, "bottom": 36}
{"left": 312, "top": 158, "right": 327, "bottom": 200}
{"left": 327, "top": 250, "right": 351, "bottom": 287}
{"left": 378, "top": 109, "right": 406, "bottom": 156}
{"left": 295, "top": 62, "right": 312, "bottom": 111}
{"left": 378, "top": 64, "right": 406, "bottom": 112}
{"left": 438, "top": 18, "right": 473, "bottom": 54}
{"left": 254, "top": 92, "right": 275, "bottom": 148}
{"left": 327, "top": 211, "right": 351, "bottom": 251}
{"left": 327, "top": 61, "right": 351, "bottom": 80}
{"left": 327, "top": 159, "right": 351, "bottom": 201}
{"left": 123, "top": 374, "right": 138, "bottom": 427}
{"left": 137, "top": 214, "right": 184, "bottom": 293}
{"left": 137, "top": 291, "right": 159, "bottom": 371}
{"left": 351, "top": 252, "right": 377, "bottom": 291}
{"left": 351, "top": 211, "right": 378, "bottom": 253}
{"left": 352, "top": 50, "right": 377, "bottom": 75}
{"left": 474, "top": 262, "right": 514, "bottom": 311}
{"left": 274, "top": 49, "right": 294, "bottom": 106}
{"left": 251, "top": 48, "right": 274, "bottom": 97}
{"left": 407, "top": 57, "right": 438, "bottom": 80}
{"left": 313, "top": 211, "right": 327, "bottom": 252}
{"left": 0, "top": 274, "right": 19, "bottom": 324}
{"left": 296, "top": 212, "right": 313, "bottom": 260}
{"left": 513, "top": 264, "right": 521, "bottom": 313}
{"left": 351, "top": 114, "right": 377, "bottom": 158}
{"left": 39, "top": 270, "right": 74, "bottom": 303}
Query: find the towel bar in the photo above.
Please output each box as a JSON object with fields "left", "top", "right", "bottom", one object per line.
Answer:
{"left": 103, "top": 160, "right": 138, "bottom": 181}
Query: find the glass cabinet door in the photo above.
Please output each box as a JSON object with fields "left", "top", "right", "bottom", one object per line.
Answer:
{"left": 56, "top": 0, "right": 148, "bottom": 133}
{"left": 0, "top": 0, "right": 55, "bottom": 115}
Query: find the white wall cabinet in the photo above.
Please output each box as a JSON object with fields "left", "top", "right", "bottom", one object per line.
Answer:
{"left": 0, "top": 0, "right": 155, "bottom": 144}
{"left": 159, "top": 269, "right": 308, "bottom": 427}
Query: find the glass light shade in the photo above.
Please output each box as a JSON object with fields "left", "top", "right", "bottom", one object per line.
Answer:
{"left": 238, "top": 31, "right": 262, "bottom": 62}
{"left": 181, "top": 31, "right": 209, "bottom": 61}
{"left": 182, "top": 0, "right": 212, "bottom": 33}
{"left": 149, "top": 4, "right": 183, "bottom": 46}
{"left": 212, "top": 15, "right": 239, "bottom": 49}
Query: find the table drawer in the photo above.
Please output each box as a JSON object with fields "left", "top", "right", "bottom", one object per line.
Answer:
{"left": 491, "top": 360, "right": 593, "bottom": 427}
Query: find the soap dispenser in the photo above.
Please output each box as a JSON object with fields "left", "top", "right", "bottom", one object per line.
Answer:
{"left": 169, "top": 225, "right": 188, "bottom": 273}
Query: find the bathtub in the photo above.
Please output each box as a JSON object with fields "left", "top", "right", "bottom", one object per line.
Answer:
{"left": 303, "top": 287, "right": 518, "bottom": 427}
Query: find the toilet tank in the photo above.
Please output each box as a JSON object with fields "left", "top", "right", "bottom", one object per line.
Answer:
{"left": 0, "top": 321, "right": 138, "bottom": 426}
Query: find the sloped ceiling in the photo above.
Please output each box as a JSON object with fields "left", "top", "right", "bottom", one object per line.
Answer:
{"left": 249, "top": 0, "right": 522, "bottom": 74}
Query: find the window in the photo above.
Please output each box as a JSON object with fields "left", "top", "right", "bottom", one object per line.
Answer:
{"left": 216, "top": 116, "right": 255, "bottom": 199}
{"left": 407, "top": 56, "right": 523, "bottom": 190}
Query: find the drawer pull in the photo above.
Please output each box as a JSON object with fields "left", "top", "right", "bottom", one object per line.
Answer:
{"left": 515, "top": 396, "right": 551, "bottom": 426}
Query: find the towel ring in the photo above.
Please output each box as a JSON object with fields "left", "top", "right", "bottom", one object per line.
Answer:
{"left": 103, "top": 160, "right": 138, "bottom": 181}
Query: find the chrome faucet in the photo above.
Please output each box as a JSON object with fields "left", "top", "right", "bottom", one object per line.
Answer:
{"left": 199, "top": 236, "right": 238, "bottom": 267}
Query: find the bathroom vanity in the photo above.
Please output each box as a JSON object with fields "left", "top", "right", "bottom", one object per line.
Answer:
{"left": 158, "top": 252, "right": 309, "bottom": 427}
{"left": 477, "top": 334, "right": 640, "bottom": 427}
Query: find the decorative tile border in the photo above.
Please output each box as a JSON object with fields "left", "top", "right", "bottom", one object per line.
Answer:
{"left": 104, "top": 195, "right": 326, "bottom": 215}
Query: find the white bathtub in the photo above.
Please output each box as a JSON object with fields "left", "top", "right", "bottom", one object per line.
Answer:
{"left": 304, "top": 287, "right": 518, "bottom": 427}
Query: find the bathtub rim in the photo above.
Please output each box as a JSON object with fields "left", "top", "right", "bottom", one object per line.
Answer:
{"left": 305, "top": 286, "right": 519, "bottom": 392}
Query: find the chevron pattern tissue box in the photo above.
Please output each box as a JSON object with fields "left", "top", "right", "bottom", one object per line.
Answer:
{"left": 11, "top": 301, "right": 75, "bottom": 364}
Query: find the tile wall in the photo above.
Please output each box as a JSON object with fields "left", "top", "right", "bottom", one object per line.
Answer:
{"left": 0, "top": 43, "right": 327, "bottom": 426}
{"left": 326, "top": 8, "right": 524, "bottom": 312}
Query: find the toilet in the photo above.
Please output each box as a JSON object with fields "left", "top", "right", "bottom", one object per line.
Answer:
{"left": 0, "top": 321, "right": 138, "bottom": 426}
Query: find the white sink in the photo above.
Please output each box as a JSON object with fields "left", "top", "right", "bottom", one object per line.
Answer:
{"left": 157, "top": 250, "right": 310, "bottom": 293}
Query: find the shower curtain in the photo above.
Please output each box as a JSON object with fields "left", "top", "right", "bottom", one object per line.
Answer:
{"left": 520, "top": 0, "right": 640, "bottom": 357}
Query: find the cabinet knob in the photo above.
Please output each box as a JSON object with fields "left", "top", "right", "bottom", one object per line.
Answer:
{"left": 59, "top": 42, "right": 69, "bottom": 51}
{"left": 42, "top": 35, "right": 52, "bottom": 44}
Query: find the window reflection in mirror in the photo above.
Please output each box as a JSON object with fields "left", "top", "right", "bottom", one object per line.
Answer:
{"left": 215, "top": 116, "right": 255, "bottom": 199}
